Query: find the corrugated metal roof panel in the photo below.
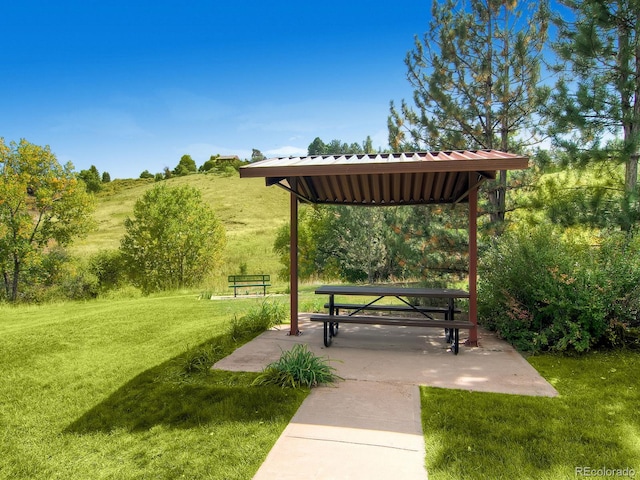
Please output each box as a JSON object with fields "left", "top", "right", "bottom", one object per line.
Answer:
{"left": 241, "top": 150, "right": 528, "bottom": 205}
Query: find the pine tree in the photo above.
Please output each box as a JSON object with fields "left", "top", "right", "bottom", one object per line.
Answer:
{"left": 79, "top": 165, "right": 102, "bottom": 193}
{"left": 251, "top": 149, "right": 266, "bottom": 162}
{"left": 545, "top": 0, "right": 640, "bottom": 230}
{"left": 389, "top": 0, "right": 549, "bottom": 223}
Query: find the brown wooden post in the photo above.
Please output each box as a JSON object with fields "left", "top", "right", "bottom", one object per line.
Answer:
{"left": 467, "top": 173, "right": 479, "bottom": 346}
{"left": 289, "top": 178, "right": 299, "bottom": 336}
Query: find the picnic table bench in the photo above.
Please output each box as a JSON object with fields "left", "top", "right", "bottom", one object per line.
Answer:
{"left": 228, "top": 274, "right": 270, "bottom": 297}
{"left": 311, "top": 285, "right": 473, "bottom": 354}
{"left": 324, "top": 302, "right": 461, "bottom": 319}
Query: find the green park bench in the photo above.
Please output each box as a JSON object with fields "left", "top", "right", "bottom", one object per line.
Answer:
{"left": 228, "top": 274, "right": 270, "bottom": 297}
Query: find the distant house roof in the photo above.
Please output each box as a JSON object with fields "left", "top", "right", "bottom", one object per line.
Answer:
{"left": 217, "top": 155, "right": 240, "bottom": 161}
{"left": 240, "top": 150, "right": 528, "bottom": 205}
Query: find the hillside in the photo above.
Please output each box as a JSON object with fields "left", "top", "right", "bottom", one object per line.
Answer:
{"left": 70, "top": 173, "right": 290, "bottom": 290}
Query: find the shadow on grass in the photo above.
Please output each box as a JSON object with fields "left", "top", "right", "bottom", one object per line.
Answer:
{"left": 66, "top": 334, "right": 307, "bottom": 434}
{"left": 421, "top": 351, "right": 640, "bottom": 479}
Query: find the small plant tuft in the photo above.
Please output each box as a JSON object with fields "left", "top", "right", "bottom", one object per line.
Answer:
{"left": 227, "top": 300, "right": 287, "bottom": 339}
{"left": 252, "top": 344, "right": 341, "bottom": 388}
{"left": 181, "top": 343, "right": 221, "bottom": 375}
{"left": 239, "top": 261, "right": 248, "bottom": 275}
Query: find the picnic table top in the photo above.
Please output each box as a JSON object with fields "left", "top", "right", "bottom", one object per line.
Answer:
{"left": 314, "top": 285, "right": 470, "bottom": 299}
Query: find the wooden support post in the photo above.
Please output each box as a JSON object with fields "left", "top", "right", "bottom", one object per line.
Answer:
{"left": 289, "top": 179, "right": 299, "bottom": 336}
{"left": 467, "top": 173, "right": 479, "bottom": 346}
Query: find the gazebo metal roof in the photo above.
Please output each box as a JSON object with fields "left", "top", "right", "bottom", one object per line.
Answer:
{"left": 240, "top": 150, "right": 528, "bottom": 205}
{"left": 240, "top": 149, "right": 529, "bottom": 343}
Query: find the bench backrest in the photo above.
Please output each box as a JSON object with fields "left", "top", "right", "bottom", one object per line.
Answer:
{"left": 228, "top": 274, "right": 270, "bottom": 283}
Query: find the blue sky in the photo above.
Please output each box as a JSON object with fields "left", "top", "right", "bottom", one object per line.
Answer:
{"left": 2, "top": 1, "right": 429, "bottom": 179}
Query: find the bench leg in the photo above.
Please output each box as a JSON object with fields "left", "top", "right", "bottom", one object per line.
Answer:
{"left": 445, "top": 298, "right": 455, "bottom": 345}
{"left": 330, "top": 322, "right": 339, "bottom": 337}
{"left": 444, "top": 327, "right": 460, "bottom": 354}
{"left": 323, "top": 322, "right": 333, "bottom": 347}
{"left": 453, "top": 328, "right": 459, "bottom": 355}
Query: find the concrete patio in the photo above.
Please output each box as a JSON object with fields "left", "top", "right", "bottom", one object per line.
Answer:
{"left": 213, "top": 314, "right": 558, "bottom": 479}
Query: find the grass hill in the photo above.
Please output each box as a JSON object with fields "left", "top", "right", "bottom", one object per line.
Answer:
{"left": 70, "top": 173, "right": 291, "bottom": 293}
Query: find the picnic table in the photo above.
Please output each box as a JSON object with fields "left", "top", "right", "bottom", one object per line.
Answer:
{"left": 310, "top": 285, "right": 473, "bottom": 354}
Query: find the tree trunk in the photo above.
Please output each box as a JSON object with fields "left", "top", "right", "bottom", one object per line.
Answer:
{"left": 496, "top": 4, "right": 510, "bottom": 226}
{"left": 2, "top": 271, "right": 10, "bottom": 299}
{"left": 485, "top": 3, "right": 505, "bottom": 225}
{"left": 620, "top": 10, "right": 640, "bottom": 229}
{"left": 10, "top": 256, "right": 20, "bottom": 302}
{"left": 626, "top": 154, "right": 639, "bottom": 195}
{"left": 628, "top": 8, "right": 640, "bottom": 197}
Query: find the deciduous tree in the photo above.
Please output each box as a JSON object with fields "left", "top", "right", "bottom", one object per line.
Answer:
{"left": 173, "top": 154, "right": 197, "bottom": 176}
{"left": 0, "top": 138, "right": 95, "bottom": 301}
{"left": 198, "top": 157, "right": 217, "bottom": 173}
{"left": 120, "top": 184, "right": 226, "bottom": 293}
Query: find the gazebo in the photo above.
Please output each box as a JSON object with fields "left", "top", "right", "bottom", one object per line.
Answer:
{"left": 240, "top": 150, "right": 528, "bottom": 346}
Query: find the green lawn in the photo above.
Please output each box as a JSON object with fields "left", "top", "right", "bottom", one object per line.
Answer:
{"left": 0, "top": 295, "right": 306, "bottom": 480}
{"left": 421, "top": 351, "right": 640, "bottom": 479}
{"left": 3, "top": 293, "right": 638, "bottom": 479}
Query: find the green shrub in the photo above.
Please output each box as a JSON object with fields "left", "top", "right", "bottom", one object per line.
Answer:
{"left": 100, "top": 285, "right": 142, "bottom": 300}
{"left": 252, "top": 344, "right": 341, "bottom": 388}
{"left": 59, "top": 269, "right": 100, "bottom": 300}
{"left": 16, "top": 250, "right": 100, "bottom": 302}
{"left": 10, "top": 247, "right": 132, "bottom": 303}
{"left": 87, "top": 250, "right": 126, "bottom": 292}
{"left": 479, "top": 226, "right": 640, "bottom": 352}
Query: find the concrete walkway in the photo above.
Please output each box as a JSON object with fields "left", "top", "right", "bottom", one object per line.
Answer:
{"left": 213, "top": 314, "right": 557, "bottom": 479}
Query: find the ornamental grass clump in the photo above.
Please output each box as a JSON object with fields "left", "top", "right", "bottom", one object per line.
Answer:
{"left": 181, "top": 342, "right": 222, "bottom": 375}
{"left": 253, "top": 344, "right": 341, "bottom": 388}
{"left": 228, "top": 300, "right": 287, "bottom": 339}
